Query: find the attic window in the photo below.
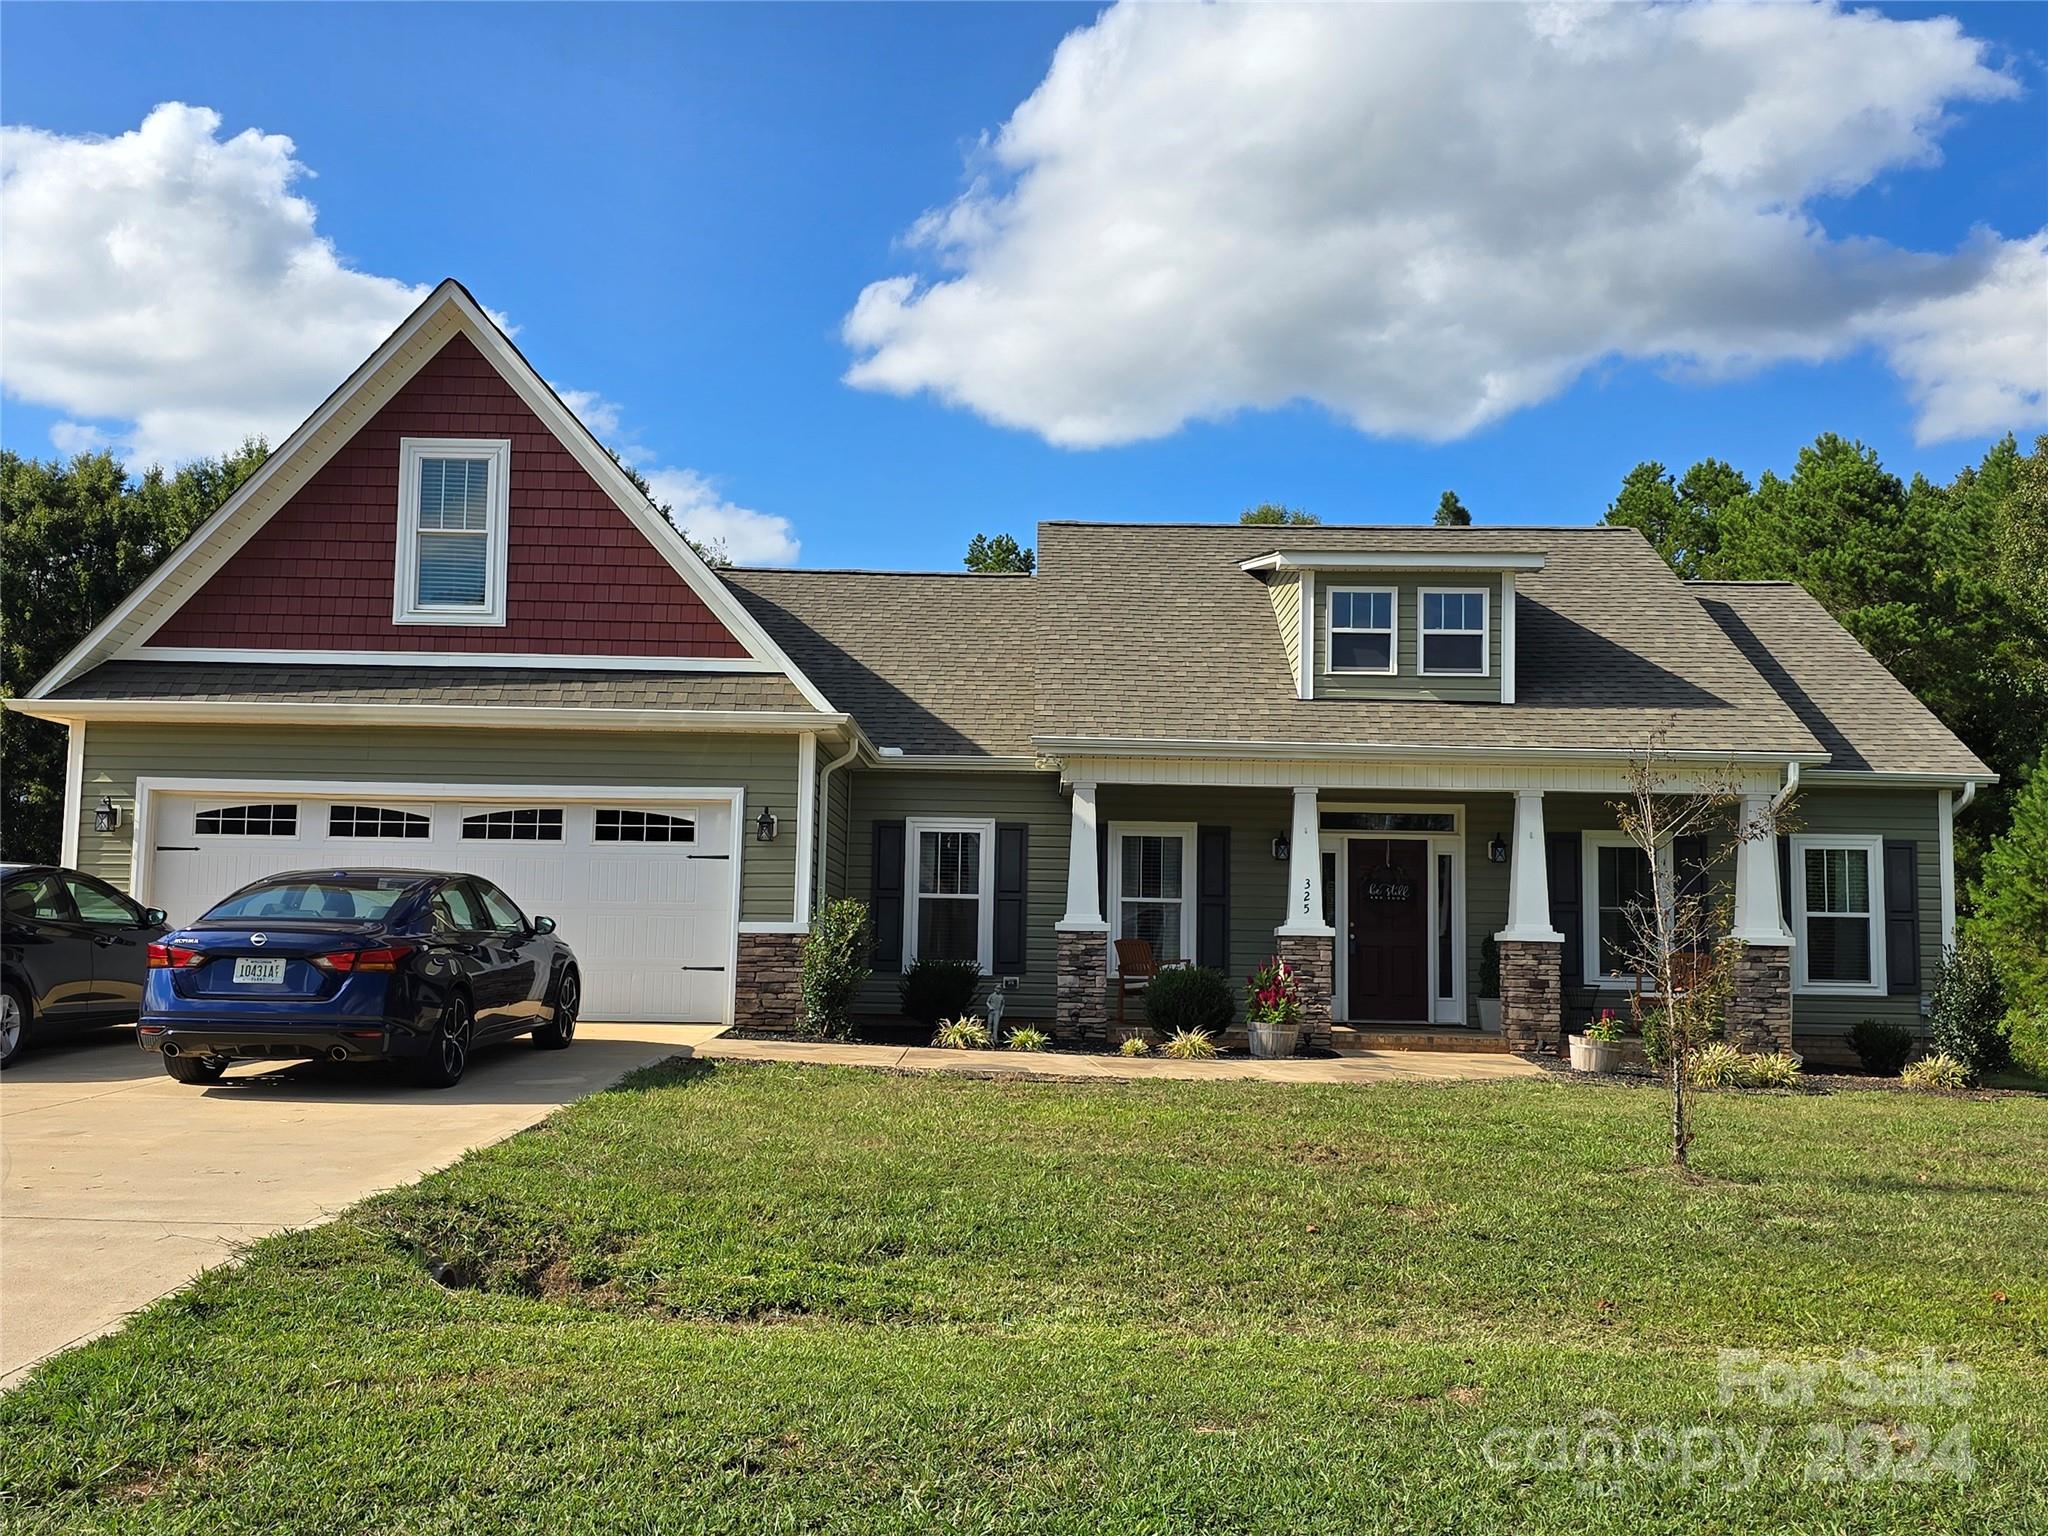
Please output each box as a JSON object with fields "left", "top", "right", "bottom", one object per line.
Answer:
{"left": 394, "top": 438, "right": 511, "bottom": 625}
{"left": 1327, "top": 588, "right": 1396, "bottom": 674}
{"left": 1419, "top": 589, "right": 1488, "bottom": 676}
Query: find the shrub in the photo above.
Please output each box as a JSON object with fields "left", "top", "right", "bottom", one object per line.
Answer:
{"left": 1928, "top": 937, "right": 2008, "bottom": 1080}
{"left": 1847, "top": 1019, "right": 1914, "bottom": 1077}
{"left": 1117, "top": 1036, "right": 1152, "bottom": 1057}
{"left": 1688, "top": 1042, "right": 1748, "bottom": 1088}
{"left": 1004, "top": 1026, "right": 1049, "bottom": 1052}
{"left": 1902, "top": 1052, "right": 1971, "bottom": 1092}
{"left": 1968, "top": 748, "right": 2048, "bottom": 1011}
{"left": 1640, "top": 1006, "right": 1672, "bottom": 1070}
{"left": 1160, "top": 1027, "right": 1218, "bottom": 1060}
{"left": 796, "top": 899, "right": 872, "bottom": 1040}
{"left": 1743, "top": 1051, "right": 1804, "bottom": 1089}
{"left": 933, "top": 1015, "right": 989, "bottom": 1050}
{"left": 2004, "top": 1004, "right": 2048, "bottom": 1079}
{"left": 900, "top": 958, "right": 982, "bottom": 1026}
{"left": 1144, "top": 966, "right": 1234, "bottom": 1037}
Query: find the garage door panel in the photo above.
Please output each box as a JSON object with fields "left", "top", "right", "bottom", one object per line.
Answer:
{"left": 147, "top": 792, "right": 735, "bottom": 1023}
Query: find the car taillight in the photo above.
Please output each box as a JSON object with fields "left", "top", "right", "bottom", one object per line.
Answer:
{"left": 311, "top": 944, "right": 413, "bottom": 974}
{"left": 147, "top": 943, "right": 205, "bottom": 969}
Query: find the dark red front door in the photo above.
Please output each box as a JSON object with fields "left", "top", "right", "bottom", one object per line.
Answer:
{"left": 1348, "top": 839, "right": 1429, "bottom": 1022}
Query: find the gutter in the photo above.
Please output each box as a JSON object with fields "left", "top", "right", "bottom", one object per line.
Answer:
{"left": 1034, "top": 734, "right": 1832, "bottom": 768}
{"left": 2, "top": 698, "right": 851, "bottom": 734}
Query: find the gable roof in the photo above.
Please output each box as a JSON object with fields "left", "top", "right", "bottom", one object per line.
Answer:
{"left": 722, "top": 569, "right": 1037, "bottom": 757}
{"left": 1030, "top": 522, "right": 1826, "bottom": 760}
{"left": 25, "top": 280, "right": 835, "bottom": 717}
{"left": 1691, "top": 582, "right": 1991, "bottom": 780}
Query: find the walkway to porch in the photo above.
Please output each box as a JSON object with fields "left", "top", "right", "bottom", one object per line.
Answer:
{"left": 692, "top": 1034, "right": 1544, "bottom": 1085}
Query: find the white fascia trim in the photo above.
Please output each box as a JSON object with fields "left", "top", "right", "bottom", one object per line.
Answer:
{"left": 392, "top": 437, "right": 511, "bottom": 626}
{"left": 31, "top": 280, "right": 840, "bottom": 719}
{"left": 1415, "top": 585, "right": 1491, "bottom": 680}
{"left": 1788, "top": 833, "right": 1888, "bottom": 997}
{"left": 738, "top": 921, "right": 812, "bottom": 936}
{"left": 1034, "top": 734, "right": 1832, "bottom": 766}
{"left": 5, "top": 699, "right": 846, "bottom": 733}
{"left": 126, "top": 646, "right": 786, "bottom": 673}
{"left": 867, "top": 753, "right": 1045, "bottom": 771}
{"left": 61, "top": 722, "right": 85, "bottom": 866}
{"left": 1800, "top": 769, "right": 1999, "bottom": 788}
{"left": 1240, "top": 551, "right": 1547, "bottom": 573}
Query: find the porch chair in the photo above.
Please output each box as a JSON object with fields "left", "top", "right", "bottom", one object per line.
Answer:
{"left": 1627, "top": 948, "right": 1715, "bottom": 1034}
{"left": 1113, "top": 939, "right": 1159, "bottom": 1029}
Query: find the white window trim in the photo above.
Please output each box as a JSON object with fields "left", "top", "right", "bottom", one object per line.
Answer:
{"left": 903, "top": 816, "right": 997, "bottom": 974}
{"left": 393, "top": 437, "right": 512, "bottom": 626}
{"left": 1417, "top": 586, "right": 1490, "bottom": 678}
{"left": 1106, "top": 821, "right": 1198, "bottom": 977}
{"left": 1791, "top": 833, "right": 1886, "bottom": 997}
{"left": 1583, "top": 832, "right": 1674, "bottom": 988}
{"left": 1325, "top": 585, "right": 1398, "bottom": 676}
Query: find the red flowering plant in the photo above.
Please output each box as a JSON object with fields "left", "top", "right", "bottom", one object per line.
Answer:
{"left": 1584, "top": 1008, "right": 1623, "bottom": 1044}
{"left": 1245, "top": 955, "right": 1302, "bottom": 1028}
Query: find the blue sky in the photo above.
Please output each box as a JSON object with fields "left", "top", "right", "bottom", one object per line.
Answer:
{"left": 2, "top": 2, "right": 2044, "bottom": 569}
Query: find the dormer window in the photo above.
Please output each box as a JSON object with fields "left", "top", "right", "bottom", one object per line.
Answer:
{"left": 1327, "top": 588, "right": 1396, "bottom": 674}
{"left": 394, "top": 437, "right": 511, "bottom": 625}
{"left": 1419, "top": 589, "right": 1488, "bottom": 676}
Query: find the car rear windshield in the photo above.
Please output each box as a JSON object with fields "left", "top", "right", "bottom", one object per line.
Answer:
{"left": 203, "top": 879, "right": 419, "bottom": 923}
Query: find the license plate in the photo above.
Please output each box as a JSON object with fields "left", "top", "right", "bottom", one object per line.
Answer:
{"left": 232, "top": 958, "right": 287, "bottom": 985}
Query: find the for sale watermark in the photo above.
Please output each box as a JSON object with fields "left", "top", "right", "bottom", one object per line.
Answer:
{"left": 1477, "top": 1349, "right": 1975, "bottom": 1492}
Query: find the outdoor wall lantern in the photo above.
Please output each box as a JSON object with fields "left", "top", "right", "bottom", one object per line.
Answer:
{"left": 1488, "top": 834, "right": 1508, "bottom": 864}
{"left": 94, "top": 796, "right": 121, "bottom": 834}
{"left": 1271, "top": 835, "right": 1290, "bottom": 861}
{"left": 756, "top": 808, "right": 779, "bottom": 842}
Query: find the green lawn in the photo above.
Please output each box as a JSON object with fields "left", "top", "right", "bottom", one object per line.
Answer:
{"left": 5, "top": 1063, "right": 2044, "bottom": 1533}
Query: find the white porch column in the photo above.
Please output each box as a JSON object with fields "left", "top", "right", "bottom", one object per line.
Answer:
{"left": 1277, "top": 787, "right": 1333, "bottom": 936}
{"left": 1730, "top": 794, "right": 1794, "bottom": 945}
{"left": 1059, "top": 782, "right": 1108, "bottom": 930}
{"left": 1496, "top": 789, "right": 1564, "bottom": 942}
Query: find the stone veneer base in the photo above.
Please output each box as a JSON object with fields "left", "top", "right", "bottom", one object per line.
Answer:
{"left": 1055, "top": 929, "right": 1110, "bottom": 1045}
{"left": 734, "top": 932, "right": 804, "bottom": 1033}
{"left": 1498, "top": 939, "right": 1562, "bottom": 1056}
{"left": 1726, "top": 944, "right": 1793, "bottom": 1055}
{"left": 1274, "top": 932, "right": 1334, "bottom": 1053}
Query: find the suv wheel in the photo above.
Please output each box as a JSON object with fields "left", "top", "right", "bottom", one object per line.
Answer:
{"left": 413, "top": 996, "right": 472, "bottom": 1089}
{"left": 533, "top": 971, "right": 578, "bottom": 1050}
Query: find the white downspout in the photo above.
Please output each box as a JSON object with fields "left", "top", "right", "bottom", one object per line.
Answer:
{"left": 811, "top": 737, "right": 861, "bottom": 918}
{"left": 1771, "top": 760, "right": 1800, "bottom": 814}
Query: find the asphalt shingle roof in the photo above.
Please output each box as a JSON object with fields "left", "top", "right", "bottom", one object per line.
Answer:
{"left": 723, "top": 569, "right": 1037, "bottom": 756}
{"left": 1692, "top": 582, "right": 1990, "bottom": 778}
{"left": 1029, "top": 522, "right": 1826, "bottom": 757}
{"left": 50, "top": 661, "right": 813, "bottom": 712}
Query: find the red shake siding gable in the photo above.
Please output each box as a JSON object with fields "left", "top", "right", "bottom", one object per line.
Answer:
{"left": 147, "top": 334, "right": 748, "bottom": 657}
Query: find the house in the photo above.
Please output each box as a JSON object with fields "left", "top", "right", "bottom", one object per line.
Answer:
{"left": 10, "top": 282, "right": 1992, "bottom": 1061}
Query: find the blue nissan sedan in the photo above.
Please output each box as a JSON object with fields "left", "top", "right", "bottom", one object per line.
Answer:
{"left": 141, "top": 869, "right": 580, "bottom": 1088}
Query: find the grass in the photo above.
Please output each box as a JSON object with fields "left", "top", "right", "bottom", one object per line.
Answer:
{"left": 4, "top": 1062, "right": 2044, "bottom": 1532}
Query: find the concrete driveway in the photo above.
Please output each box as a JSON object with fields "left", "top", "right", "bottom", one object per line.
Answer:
{"left": 0, "top": 1020, "right": 718, "bottom": 1387}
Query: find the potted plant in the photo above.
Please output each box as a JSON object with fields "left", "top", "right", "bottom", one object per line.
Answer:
{"left": 1569, "top": 1009, "right": 1623, "bottom": 1074}
{"left": 1476, "top": 934, "right": 1502, "bottom": 1032}
{"left": 1245, "top": 955, "right": 1302, "bottom": 1058}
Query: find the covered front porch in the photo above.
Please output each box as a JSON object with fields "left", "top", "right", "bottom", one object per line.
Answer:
{"left": 1048, "top": 764, "right": 1796, "bottom": 1057}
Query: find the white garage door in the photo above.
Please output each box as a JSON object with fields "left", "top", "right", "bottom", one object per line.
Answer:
{"left": 144, "top": 791, "right": 736, "bottom": 1022}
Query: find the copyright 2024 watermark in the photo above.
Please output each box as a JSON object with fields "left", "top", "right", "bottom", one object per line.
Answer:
{"left": 1477, "top": 1349, "right": 1976, "bottom": 1492}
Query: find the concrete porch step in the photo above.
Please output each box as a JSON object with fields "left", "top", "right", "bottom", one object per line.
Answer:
{"left": 1332, "top": 1026, "right": 1510, "bottom": 1054}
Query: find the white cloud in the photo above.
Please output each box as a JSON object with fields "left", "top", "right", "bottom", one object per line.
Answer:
{"left": 643, "top": 465, "right": 800, "bottom": 566}
{"left": 1, "top": 102, "right": 802, "bottom": 559}
{"left": 843, "top": 2, "right": 2045, "bottom": 447}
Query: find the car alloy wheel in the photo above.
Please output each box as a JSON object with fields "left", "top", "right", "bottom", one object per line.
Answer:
{"left": 0, "top": 990, "right": 24, "bottom": 1064}
{"left": 437, "top": 1001, "right": 471, "bottom": 1080}
{"left": 555, "top": 973, "right": 578, "bottom": 1041}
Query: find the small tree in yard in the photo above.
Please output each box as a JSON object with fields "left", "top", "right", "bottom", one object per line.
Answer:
{"left": 798, "top": 899, "right": 872, "bottom": 1040}
{"left": 1611, "top": 725, "right": 1781, "bottom": 1171}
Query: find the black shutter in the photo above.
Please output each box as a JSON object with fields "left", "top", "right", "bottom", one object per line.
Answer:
{"left": 1097, "top": 820, "right": 1110, "bottom": 919}
{"left": 870, "top": 820, "right": 905, "bottom": 967}
{"left": 1674, "top": 835, "right": 1708, "bottom": 901}
{"left": 1778, "top": 835, "right": 1793, "bottom": 935}
{"left": 994, "top": 823, "right": 1028, "bottom": 976}
{"left": 1197, "top": 826, "right": 1231, "bottom": 972}
{"left": 1547, "top": 831, "right": 1583, "bottom": 987}
{"left": 1884, "top": 840, "right": 1920, "bottom": 994}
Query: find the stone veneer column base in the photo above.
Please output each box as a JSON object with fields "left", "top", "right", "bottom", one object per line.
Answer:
{"left": 1726, "top": 945, "right": 1793, "bottom": 1055}
{"left": 1056, "top": 929, "right": 1110, "bottom": 1045}
{"left": 1498, "top": 939, "right": 1562, "bottom": 1056}
{"left": 1275, "top": 933, "right": 1334, "bottom": 1052}
{"left": 734, "top": 932, "right": 805, "bottom": 1032}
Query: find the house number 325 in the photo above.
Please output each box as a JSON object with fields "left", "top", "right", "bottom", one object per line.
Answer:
{"left": 1301, "top": 878, "right": 1314, "bottom": 914}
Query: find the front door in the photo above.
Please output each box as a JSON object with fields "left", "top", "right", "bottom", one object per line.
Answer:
{"left": 1347, "top": 838, "right": 1430, "bottom": 1022}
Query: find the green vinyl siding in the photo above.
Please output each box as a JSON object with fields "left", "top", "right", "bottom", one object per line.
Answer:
{"left": 1312, "top": 573, "right": 1503, "bottom": 702}
{"left": 821, "top": 757, "right": 854, "bottom": 907}
{"left": 1787, "top": 788, "right": 1940, "bottom": 1034}
{"left": 1267, "top": 572, "right": 1303, "bottom": 691}
{"left": 845, "top": 768, "right": 1070, "bottom": 1020}
{"left": 74, "top": 722, "right": 802, "bottom": 923}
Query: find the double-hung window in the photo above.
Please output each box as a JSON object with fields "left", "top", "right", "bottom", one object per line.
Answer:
{"left": 1793, "top": 837, "right": 1883, "bottom": 993}
{"left": 1419, "top": 589, "right": 1487, "bottom": 675}
{"left": 1327, "top": 588, "right": 1396, "bottom": 674}
{"left": 905, "top": 818, "right": 994, "bottom": 971}
{"left": 1109, "top": 823, "right": 1195, "bottom": 971}
{"left": 394, "top": 438, "right": 511, "bottom": 625}
{"left": 1583, "top": 834, "right": 1670, "bottom": 984}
